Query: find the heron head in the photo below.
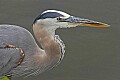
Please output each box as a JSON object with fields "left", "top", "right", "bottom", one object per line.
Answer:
{"left": 33, "top": 10, "right": 110, "bottom": 34}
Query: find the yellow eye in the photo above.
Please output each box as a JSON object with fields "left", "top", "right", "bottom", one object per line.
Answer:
{"left": 57, "top": 17, "right": 62, "bottom": 21}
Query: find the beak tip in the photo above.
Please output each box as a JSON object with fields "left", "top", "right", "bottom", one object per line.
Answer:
{"left": 99, "top": 23, "right": 110, "bottom": 28}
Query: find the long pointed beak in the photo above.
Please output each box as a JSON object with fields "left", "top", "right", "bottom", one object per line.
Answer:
{"left": 61, "top": 16, "right": 110, "bottom": 28}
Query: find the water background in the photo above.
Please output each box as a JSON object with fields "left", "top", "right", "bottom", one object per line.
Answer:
{"left": 0, "top": 0, "right": 120, "bottom": 80}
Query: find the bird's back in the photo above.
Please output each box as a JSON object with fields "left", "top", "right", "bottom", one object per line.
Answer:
{"left": 0, "top": 25, "right": 37, "bottom": 51}
{"left": 0, "top": 25, "right": 38, "bottom": 77}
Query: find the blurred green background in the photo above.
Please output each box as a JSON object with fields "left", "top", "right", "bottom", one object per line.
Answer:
{"left": 0, "top": 0, "right": 120, "bottom": 80}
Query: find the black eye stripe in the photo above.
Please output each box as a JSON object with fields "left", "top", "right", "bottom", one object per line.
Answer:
{"left": 40, "top": 12, "right": 64, "bottom": 19}
{"left": 33, "top": 12, "right": 64, "bottom": 24}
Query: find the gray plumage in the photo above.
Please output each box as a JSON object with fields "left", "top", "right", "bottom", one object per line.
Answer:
{"left": 0, "top": 48, "right": 20, "bottom": 77}
{"left": 0, "top": 25, "right": 39, "bottom": 77}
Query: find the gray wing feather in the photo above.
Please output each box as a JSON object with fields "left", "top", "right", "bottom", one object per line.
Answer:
{"left": 0, "top": 25, "right": 37, "bottom": 77}
{"left": 0, "top": 48, "right": 21, "bottom": 77}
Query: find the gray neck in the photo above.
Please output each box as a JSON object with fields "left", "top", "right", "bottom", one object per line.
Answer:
{"left": 32, "top": 22, "right": 65, "bottom": 69}
{"left": 47, "top": 26, "right": 56, "bottom": 36}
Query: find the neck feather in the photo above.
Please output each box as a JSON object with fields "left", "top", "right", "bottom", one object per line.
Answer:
{"left": 32, "top": 22, "right": 65, "bottom": 68}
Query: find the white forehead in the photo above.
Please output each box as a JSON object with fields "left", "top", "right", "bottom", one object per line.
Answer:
{"left": 41, "top": 10, "right": 71, "bottom": 17}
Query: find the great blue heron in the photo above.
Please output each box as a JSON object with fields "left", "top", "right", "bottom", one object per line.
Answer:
{"left": 0, "top": 10, "right": 109, "bottom": 79}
